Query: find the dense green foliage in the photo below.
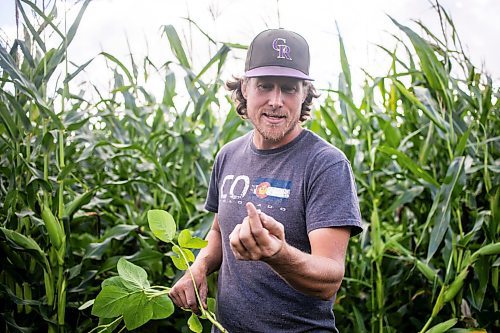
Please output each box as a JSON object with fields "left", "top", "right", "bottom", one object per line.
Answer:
{"left": 0, "top": 1, "right": 498, "bottom": 332}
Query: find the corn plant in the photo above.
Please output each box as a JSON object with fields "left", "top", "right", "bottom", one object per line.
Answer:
{"left": 308, "top": 3, "right": 499, "bottom": 332}
{"left": 0, "top": 0, "right": 92, "bottom": 331}
{"left": 1, "top": 1, "right": 239, "bottom": 332}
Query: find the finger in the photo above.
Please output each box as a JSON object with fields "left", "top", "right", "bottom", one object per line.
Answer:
{"left": 246, "top": 202, "right": 264, "bottom": 233}
{"left": 229, "top": 224, "right": 247, "bottom": 259}
{"left": 259, "top": 213, "right": 285, "bottom": 240}
{"left": 168, "top": 289, "right": 182, "bottom": 308}
{"left": 239, "top": 217, "right": 258, "bottom": 253}
{"left": 183, "top": 288, "right": 199, "bottom": 314}
{"left": 199, "top": 281, "right": 208, "bottom": 309}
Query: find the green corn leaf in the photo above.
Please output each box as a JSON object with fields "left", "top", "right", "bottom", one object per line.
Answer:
{"left": 101, "top": 52, "right": 135, "bottom": 85}
{"left": 151, "top": 294, "right": 175, "bottom": 320}
{"left": 148, "top": 209, "right": 176, "bottom": 243}
{"left": 193, "top": 44, "right": 230, "bottom": 83}
{"left": 0, "top": 227, "right": 49, "bottom": 271}
{"left": 390, "top": 17, "right": 451, "bottom": 104}
{"left": 453, "top": 123, "right": 473, "bottom": 157}
{"left": 188, "top": 313, "right": 203, "bottom": 333}
{"left": 336, "top": 22, "right": 351, "bottom": 90}
{"left": 12, "top": 39, "right": 35, "bottom": 68}
{"left": 91, "top": 285, "right": 131, "bottom": 318}
{"left": 122, "top": 292, "right": 153, "bottom": 330}
{"left": 65, "top": 0, "right": 91, "bottom": 47}
{"left": 424, "top": 318, "right": 458, "bottom": 333}
{"left": 64, "top": 57, "right": 94, "bottom": 83}
{"left": 319, "top": 105, "right": 344, "bottom": 143}
{"left": 117, "top": 258, "right": 150, "bottom": 289}
{"left": 163, "top": 25, "right": 191, "bottom": 69}
{"left": 378, "top": 145, "right": 439, "bottom": 187}
{"left": 64, "top": 190, "right": 94, "bottom": 217}
{"left": 471, "top": 256, "right": 489, "bottom": 310}
{"left": 0, "top": 44, "right": 36, "bottom": 91}
{"left": 427, "top": 157, "right": 465, "bottom": 260}
{"left": 0, "top": 101, "right": 19, "bottom": 141}
{"left": 16, "top": 0, "right": 49, "bottom": 52}
{"left": 392, "top": 79, "right": 446, "bottom": 131}
{"left": 78, "top": 299, "right": 94, "bottom": 310}
{"left": 3, "top": 92, "right": 32, "bottom": 131}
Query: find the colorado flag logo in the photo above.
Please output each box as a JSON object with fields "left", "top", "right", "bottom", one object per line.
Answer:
{"left": 253, "top": 178, "right": 291, "bottom": 204}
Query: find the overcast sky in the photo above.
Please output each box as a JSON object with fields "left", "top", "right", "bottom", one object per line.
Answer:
{"left": 1, "top": 0, "right": 499, "bottom": 97}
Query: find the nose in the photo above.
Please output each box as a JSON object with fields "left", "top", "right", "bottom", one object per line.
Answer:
{"left": 268, "top": 87, "right": 283, "bottom": 108}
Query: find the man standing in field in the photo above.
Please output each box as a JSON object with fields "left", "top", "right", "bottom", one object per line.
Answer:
{"left": 169, "top": 28, "right": 362, "bottom": 332}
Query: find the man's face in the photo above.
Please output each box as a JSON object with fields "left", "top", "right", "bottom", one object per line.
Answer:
{"left": 242, "top": 76, "right": 307, "bottom": 149}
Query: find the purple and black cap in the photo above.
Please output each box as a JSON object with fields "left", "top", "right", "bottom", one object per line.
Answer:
{"left": 244, "top": 28, "right": 313, "bottom": 81}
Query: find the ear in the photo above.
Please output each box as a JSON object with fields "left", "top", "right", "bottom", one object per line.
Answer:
{"left": 241, "top": 79, "right": 248, "bottom": 99}
{"left": 301, "top": 87, "right": 308, "bottom": 104}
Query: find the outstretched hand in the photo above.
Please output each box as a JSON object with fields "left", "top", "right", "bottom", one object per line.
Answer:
{"left": 229, "top": 202, "right": 286, "bottom": 261}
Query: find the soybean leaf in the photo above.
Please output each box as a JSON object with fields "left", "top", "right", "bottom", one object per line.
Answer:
{"left": 117, "top": 258, "right": 150, "bottom": 289}
{"left": 178, "top": 229, "right": 208, "bottom": 249}
{"left": 170, "top": 245, "right": 195, "bottom": 271}
{"left": 151, "top": 294, "right": 175, "bottom": 320}
{"left": 207, "top": 297, "right": 216, "bottom": 313}
{"left": 122, "top": 292, "right": 153, "bottom": 330}
{"left": 188, "top": 313, "right": 203, "bottom": 333}
{"left": 91, "top": 285, "right": 131, "bottom": 318}
{"left": 148, "top": 209, "right": 176, "bottom": 243}
{"left": 102, "top": 276, "right": 138, "bottom": 292}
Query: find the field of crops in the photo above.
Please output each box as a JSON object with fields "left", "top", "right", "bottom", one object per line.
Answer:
{"left": 0, "top": 1, "right": 498, "bottom": 332}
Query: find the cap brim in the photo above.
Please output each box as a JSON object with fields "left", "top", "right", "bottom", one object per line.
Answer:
{"left": 245, "top": 66, "right": 313, "bottom": 81}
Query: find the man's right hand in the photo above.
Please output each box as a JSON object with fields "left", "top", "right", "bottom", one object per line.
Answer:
{"left": 169, "top": 265, "right": 208, "bottom": 315}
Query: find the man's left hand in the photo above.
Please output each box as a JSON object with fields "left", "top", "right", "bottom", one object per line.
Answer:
{"left": 229, "top": 202, "right": 285, "bottom": 261}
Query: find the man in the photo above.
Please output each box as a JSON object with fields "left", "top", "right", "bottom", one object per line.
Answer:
{"left": 169, "top": 28, "right": 362, "bottom": 333}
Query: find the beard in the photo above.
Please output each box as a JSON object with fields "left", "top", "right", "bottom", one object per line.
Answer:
{"left": 253, "top": 116, "right": 299, "bottom": 142}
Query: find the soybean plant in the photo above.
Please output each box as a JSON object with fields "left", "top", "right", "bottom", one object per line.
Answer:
{"left": 89, "top": 210, "right": 226, "bottom": 333}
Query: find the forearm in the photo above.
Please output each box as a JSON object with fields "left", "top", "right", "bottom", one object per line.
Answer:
{"left": 264, "top": 243, "right": 345, "bottom": 300}
{"left": 191, "top": 228, "right": 222, "bottom": 276}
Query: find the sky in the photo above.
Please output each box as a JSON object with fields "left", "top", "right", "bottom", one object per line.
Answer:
{"left": 0, "top": 0, "right": 499, "bottom": 101}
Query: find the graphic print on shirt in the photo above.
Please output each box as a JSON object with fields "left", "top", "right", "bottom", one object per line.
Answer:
{"left": 220, "top": 174, "right": 292, "bottom": 211}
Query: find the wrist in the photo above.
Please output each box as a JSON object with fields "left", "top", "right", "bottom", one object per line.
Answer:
{"left": 263, "top": 241, "right": 289, "bottom": 265}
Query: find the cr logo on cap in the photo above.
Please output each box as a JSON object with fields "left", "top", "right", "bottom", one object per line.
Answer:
{"left": 272, "top": 38, "right": 292, "bottom": 60}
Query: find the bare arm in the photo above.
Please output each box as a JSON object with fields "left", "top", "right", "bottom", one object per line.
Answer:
{"left": 229, "top": 203, "right": 350, "bottom": 300}
{"left": 169, "top": 214, "right": 222, "bottom": 313}
{"left": 264, "top": 227, "right": 350, "bottom": 300}
{"left": 191, "top": 214, "right": 223, "bottom": 275}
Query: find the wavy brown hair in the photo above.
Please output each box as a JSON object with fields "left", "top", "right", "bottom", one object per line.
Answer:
{"left": 225, "top": 76, "right": 319, "bottom": 122}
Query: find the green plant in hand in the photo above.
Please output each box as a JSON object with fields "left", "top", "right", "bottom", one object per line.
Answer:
{"left": 89, "top": 210, "right": 225, "bottom": 332}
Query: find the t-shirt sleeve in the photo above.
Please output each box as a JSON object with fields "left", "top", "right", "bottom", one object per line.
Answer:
{"left": 305, "top": 157, "right": 363, "bottom": 236}
{"left": 204, "top": 154, "right": 220, "bottom": 213}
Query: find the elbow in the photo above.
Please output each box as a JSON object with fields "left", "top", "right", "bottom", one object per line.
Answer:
{"left": 320, "top": 291, "right": 335, "bottom": 301}
{"left": 319, "top": 280, "right": 343, "bottom": 301}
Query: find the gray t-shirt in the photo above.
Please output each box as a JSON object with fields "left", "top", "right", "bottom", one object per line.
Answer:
{"left": 205, "top": 129, "right": 362, "bottom": 333}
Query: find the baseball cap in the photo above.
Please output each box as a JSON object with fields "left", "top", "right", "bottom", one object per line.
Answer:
{"left": 244, "top": 28, "right": 313, "bottom": 81}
